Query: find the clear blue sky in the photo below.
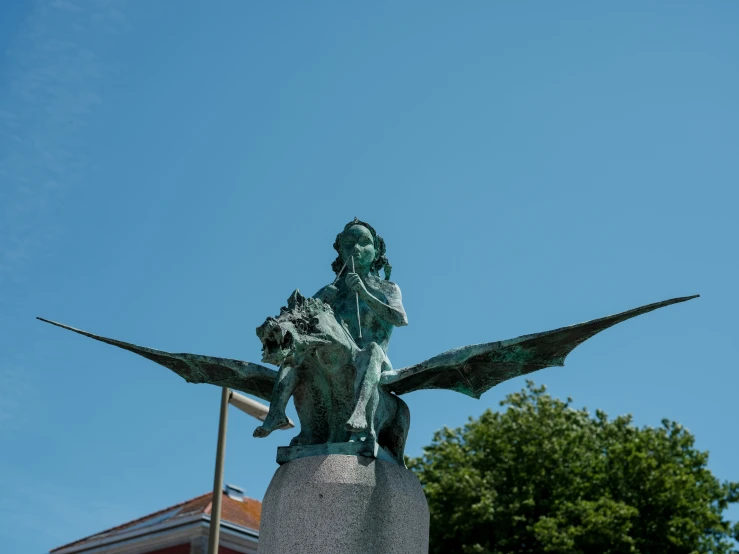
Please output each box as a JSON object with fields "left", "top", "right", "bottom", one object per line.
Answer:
{"left": 1, "top": 1, "right": 737, "bottom": 552}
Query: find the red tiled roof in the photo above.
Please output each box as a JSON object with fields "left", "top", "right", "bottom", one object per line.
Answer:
{"left": 51, "top": 492, "right": 261, "bottom": 553}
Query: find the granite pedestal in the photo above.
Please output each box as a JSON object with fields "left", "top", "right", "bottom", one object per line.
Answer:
{"left": 258, "top": 454, "right": 429, "bottom": 554}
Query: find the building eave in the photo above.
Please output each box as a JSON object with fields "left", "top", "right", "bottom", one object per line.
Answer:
{"left": 51, "top": 513, "right": 258, "bottom": 554}
{"left": 202, "top": 515, "right": 259, "bottom": 540}
{"left": 193, "top": 520, "right": 259, "bottom": 552}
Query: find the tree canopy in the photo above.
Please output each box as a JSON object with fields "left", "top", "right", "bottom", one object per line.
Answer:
{"left": 409, "top": 381, "right": 739, "bottom": 554}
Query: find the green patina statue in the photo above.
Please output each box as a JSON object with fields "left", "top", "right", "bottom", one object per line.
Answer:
{"left": 252, "top": 219, "right": 409, "bottom": 462}
{"left": 38, "top": 219, "right": 698, "bottom": 466}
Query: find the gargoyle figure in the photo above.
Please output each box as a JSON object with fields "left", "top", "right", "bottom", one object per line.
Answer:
{"left": 38, "top": 219, "right": 698, "bottom": 465}
{"left": 252, "top": 289, "right": 410, "bottom": 463}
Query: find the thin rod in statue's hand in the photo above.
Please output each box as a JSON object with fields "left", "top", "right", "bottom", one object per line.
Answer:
{"left": 332, "top": 257, "right": 350, "bottom": 286}
{"left": 352, "top": 256, "right": 362, "bottom": 339}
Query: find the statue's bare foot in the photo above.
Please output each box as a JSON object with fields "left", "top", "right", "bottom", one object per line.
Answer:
{"left": 345, "top": 415, "right": 368, "bottom": 434}
{"left": 253, "top": 413, "right": 289, "bottom": 438}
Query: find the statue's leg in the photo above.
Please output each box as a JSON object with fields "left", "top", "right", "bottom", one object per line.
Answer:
{"left": 253, "top": 364, "right": 295, "bottom": 438}
{"left": 329, "top": 362, "right": 355, "bottom": 443}
{"left": 385, "top": 395, "right": 410, "bottom": 465}
{"left": 290, "top": 375, "right": 330, "bottom": 446}
{"left": 346, "top": 343, "right": 385, "bottom": 438}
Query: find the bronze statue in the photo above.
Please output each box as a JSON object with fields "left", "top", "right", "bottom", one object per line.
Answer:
{"left": 38, "top": 218, "right": 698, "bottom": 466}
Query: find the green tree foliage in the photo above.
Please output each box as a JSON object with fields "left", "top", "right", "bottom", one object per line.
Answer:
{"left": 409, "top": 382, "right": 739, "bottom": 554}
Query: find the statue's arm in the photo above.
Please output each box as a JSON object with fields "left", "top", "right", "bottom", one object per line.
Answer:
{"left": 315, "top": 280, "right": 408, "bottom": 327}
{"left": 360, "top": 282, "right": 408, "bottom": 327}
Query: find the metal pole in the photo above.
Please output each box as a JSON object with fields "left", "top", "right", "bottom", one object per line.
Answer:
{"left": 207, "top": 387, "right": 230, "bottom": 554}
{"left": 228, "top": 390, "right": 295, "bottom": 429}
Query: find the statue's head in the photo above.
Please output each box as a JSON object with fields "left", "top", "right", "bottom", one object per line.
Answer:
{"left": 331, "top": 217, "right": 392, "bottom": 280}
{"left": 256, "top": 290, "right": 347, "bottom": 366}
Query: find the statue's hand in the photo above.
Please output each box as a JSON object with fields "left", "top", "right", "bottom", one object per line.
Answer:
{"left": 346, "top": 272, "right": 369, "bottom": 298}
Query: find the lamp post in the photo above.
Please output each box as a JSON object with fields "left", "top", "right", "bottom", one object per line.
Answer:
{"left": 206, "top": 389, "right": 293, "bottom": 554}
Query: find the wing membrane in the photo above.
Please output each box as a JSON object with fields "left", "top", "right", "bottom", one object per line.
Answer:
{"left": 37, "top": 318, "right": 277, "bottom": 401}
{"left": 381, "top": 295, "right": 698, "bottom": 398}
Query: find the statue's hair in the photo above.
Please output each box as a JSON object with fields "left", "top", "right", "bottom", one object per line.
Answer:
{"left": 331, "top": 217, "right": 392, "bottom": 280}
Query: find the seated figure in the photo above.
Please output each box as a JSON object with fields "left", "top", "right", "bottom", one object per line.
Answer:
{"left": 253, "top": 218, "right": 409, "bottom": 453}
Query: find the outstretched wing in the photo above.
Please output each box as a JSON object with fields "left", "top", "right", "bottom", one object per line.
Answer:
{"left": 381, "top": 295, "right": 698, "bottom": 399}
{"left": 37, "top": 318, "right": 278, "bottom": 402}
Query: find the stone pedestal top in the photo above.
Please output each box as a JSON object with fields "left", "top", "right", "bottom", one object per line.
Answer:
{"left": 258, "top": 454, "right": 430, "bottom": 554}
